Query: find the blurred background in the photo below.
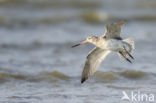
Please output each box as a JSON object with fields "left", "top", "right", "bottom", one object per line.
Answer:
{"left": 0, "top": 0, "right": 156, "bottom": 103}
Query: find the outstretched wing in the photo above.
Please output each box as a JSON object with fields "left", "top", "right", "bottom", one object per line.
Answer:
{"left": 81, "top": 47, "right": 111, "bottom": 83}
{"left": 102, "top": 21, "right": 125, "bottom": 39}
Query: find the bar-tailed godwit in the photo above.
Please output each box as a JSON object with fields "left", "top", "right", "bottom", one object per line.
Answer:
{"left": 72, "top": 21, "right": 134, "bottom": 83}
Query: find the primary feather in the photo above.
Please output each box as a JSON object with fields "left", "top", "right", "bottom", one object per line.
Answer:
{"left": 81, "top": 47, "right": 111, "bottom": 83}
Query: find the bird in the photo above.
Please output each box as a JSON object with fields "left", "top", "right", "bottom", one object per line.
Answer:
{"left": 72, "top": 21, "right": 134, "bottom": 83}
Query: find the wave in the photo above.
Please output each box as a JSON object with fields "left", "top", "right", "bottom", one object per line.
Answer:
{"left": 0, "top": 70, "right": 154, "bottom": 84}
{"left": 0, "top": 71, "right": 70, "bottom": 83}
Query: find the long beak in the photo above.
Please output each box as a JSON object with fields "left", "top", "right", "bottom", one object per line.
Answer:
{"left": 71, "top": 40, "right": 88, "bottom": 48}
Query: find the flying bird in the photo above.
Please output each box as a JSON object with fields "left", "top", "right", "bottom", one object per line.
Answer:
{"left": 72, "top": 21, "right": 134, "bottom": 83}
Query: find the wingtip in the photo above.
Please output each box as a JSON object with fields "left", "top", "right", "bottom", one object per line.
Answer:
{"left": 106, "top": 21, "right": 125, "bottom": 27}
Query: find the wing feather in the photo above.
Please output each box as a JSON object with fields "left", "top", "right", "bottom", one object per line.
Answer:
{"left": 103, "top": 21, "right": 125, "bottom": 39}
{"left": 81, "top": 47, "right": 111, "bottom": 83}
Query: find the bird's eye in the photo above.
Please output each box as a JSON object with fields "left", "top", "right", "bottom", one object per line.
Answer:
{"left": 88, "top": 38, "right": 92, "bottom": 40}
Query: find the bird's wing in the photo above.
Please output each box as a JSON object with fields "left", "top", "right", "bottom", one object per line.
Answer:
{"left": 102, "top": 21, "right": 125, "bottom": 39}
{"left": 81, "top": 47, "right": 111, "bottom": 83}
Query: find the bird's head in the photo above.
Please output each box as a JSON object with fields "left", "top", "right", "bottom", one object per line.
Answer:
{"left": 86, "top": 35, "right": 98, "bottom": 43}
{"left": 72, "top": 35, "right": 97, "bottom": 48}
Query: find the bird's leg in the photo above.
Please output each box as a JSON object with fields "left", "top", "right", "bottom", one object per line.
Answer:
{"left": 123, "top": 46, "right": 134, "bottom": 60}
{"left": 119, "top": 51, "right": 132, "bottom": 64}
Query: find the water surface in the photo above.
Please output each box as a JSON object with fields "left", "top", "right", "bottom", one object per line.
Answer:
{"left": 0, "top": 0, "right": 156, "bottom": 103}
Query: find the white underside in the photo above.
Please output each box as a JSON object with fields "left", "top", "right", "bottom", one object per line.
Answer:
{"left": 100, "top": 39, "right": 131, "bottom": 52}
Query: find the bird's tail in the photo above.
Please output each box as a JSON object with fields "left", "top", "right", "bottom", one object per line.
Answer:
{"left": 118, "top": 38, "right": 134, "bottom": 60}
{"left": 123, "top": 38, "right": 134, "bottom": 53}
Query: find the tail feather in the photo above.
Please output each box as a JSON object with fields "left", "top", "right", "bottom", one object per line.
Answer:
{"left": 123, "top": 38, "right": 134, "bottom": 53}
{"left": 118, "top": 38, "right": 134, "bottom": 60}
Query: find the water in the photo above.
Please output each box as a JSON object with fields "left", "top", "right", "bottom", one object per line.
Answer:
{"left": 0, "top": 0, "right": 156, "bottom": 103}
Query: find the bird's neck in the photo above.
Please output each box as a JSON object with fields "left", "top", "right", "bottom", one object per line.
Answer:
{"left": 92, "top": 37, "right": 106, "bottom": 47}
{"left": 91, "top": 37, "right": 103, "bottom": 46}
